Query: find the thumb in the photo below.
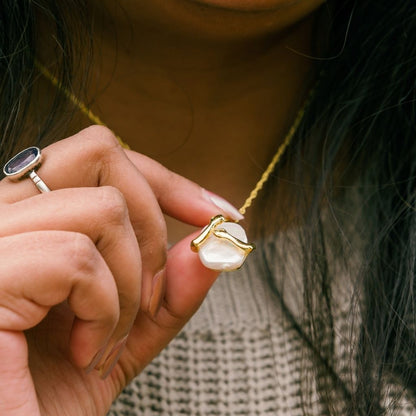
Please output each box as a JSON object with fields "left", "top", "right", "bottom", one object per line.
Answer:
{"left": 116, "top": 233, "right": 219, "bottom": 379}
{"left": 163, "top": 232, "right": 220, "bottom": 320}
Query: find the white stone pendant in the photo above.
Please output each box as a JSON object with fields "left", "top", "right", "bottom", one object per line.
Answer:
{"left": 191, "top": 215, "right": 255, "bottom": 272}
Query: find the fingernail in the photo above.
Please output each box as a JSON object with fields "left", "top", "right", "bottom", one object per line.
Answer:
{"left": 95, "top": 335, "right": 128, "bottom": 379}
{"left": 85, "top": 345, "right": 107, "bottom": 374}
{"left": 202, "top": 189, "right": 244, "bottom": 221}
{"left": 148, "top": 268, "right": 166, "bottom": 318}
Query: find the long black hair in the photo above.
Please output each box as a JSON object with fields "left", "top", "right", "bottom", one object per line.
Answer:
{"left": 2, "top": 0, "right": 416, "bottom": 414}
{"left": 256, "top": 1, "right": 416, "bottom": 414}
{"left": 0, "top": 0, "right": 91, "bottom": 163}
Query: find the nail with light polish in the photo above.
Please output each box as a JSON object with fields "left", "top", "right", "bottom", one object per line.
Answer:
{"left": 95, "top": 335, "right": 128, "bottom": 379}
{"left": 202, "top": 190, "right": 244, "bottom": 221}
{"left": 148, "top": 268, "right": 166, "bottom": 318}
{"left": 85, "top": 345, "right": 107, "bottom": 374}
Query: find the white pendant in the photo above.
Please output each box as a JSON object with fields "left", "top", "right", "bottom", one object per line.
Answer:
{"left": 191, "top": 215, "right": 255, "bottom": 272}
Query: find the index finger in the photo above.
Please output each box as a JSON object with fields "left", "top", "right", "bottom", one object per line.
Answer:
{"left": 0, "top": 126, "right": 166, "bottom": 273}
{"left": 0, "top": 126, "right": 168, "bottom": 317}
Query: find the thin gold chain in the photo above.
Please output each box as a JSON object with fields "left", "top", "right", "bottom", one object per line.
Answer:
{"left": 36, "top": 62, "right": 129, "bottom": 150}
{"left": 37, "top": 62, "right": 311, "bottom": 216}
{"left": 238, "top": 94, "right": 311, "bottom": 215}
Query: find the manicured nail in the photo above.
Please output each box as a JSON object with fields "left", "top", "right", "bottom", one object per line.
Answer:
{"left": 148, "top": 268, "right": 166, "bottom": 318}
{"left": 95, "top": 335, "right": 128, "bottom": 379}
{"left": 85, "top": 345, "right": 107, "bottom": 374}
{"left": 202, "top": 190, "right": 244, "bottom": 221}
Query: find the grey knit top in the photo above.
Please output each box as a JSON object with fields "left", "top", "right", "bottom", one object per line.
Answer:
{"left": 109, "top": 227, "right": 416, "bottom": 415}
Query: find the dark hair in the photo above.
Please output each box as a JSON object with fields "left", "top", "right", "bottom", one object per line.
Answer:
{"left": 0, "top": 0, "right": 90, "bottom": 164}
{"left": 2, "top": 0, "right": 416, "bottom": 414}
{"left": 256, "top": 0, "right": 416, "bottom": 414}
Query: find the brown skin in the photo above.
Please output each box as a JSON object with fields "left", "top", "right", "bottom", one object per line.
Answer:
{"left": 0, "top": 130, "right": 224, "bottom": 415}
{"left": 86, "top": 0, "right": 326, "bottom": 240}
{"left": 0, "top": 2, "right": 326, "bottom": 415}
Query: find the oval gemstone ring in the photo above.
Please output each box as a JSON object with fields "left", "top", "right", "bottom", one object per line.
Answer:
{"left": 3, "top": 146, "right": 51, "bottom": 193}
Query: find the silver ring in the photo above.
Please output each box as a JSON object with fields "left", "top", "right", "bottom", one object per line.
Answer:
{"left": 3, "top": 147, "right": 51, "bottom": 193}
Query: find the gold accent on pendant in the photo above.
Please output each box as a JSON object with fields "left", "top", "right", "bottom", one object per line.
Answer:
{"left": 191, "top": 215, "right": 226, "bottom": 252}
{"left": 191, "top": 215, "right": 255, "bottom": 271}
{"left": 212, "top": 229, "right": 255, "bottom": 252}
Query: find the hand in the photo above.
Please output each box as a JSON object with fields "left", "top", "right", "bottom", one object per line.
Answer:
{"left": 0, "top": 126, "right": 231, "bottom": 415}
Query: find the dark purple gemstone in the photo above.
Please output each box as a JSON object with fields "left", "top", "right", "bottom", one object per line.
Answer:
{"left": 3, "top": 147, "right": 40, "bottom": 176}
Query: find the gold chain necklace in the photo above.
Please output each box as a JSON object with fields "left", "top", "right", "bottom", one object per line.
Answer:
{"left": 37, "top": 63, "right": 311, "bottom": 272}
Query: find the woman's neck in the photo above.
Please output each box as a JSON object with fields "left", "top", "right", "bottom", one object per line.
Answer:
{"left": 84, "top": 5, "right": 320, "bottom": 240}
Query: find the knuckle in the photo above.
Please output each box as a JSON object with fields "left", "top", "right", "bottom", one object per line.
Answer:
{"left": 96, "top": 186, "right": 128, "bottom": 225}
{"left": 82, "top": 125, "right": 121, "bottom": 167}
{"left": 84, "top": 125, "right": 119, "bottom": 150}
{"left": 153, "top": 305, "right": 185, "bottom": 332}
{"left": 66, "top": 232, "right": 99, "bottom": 276}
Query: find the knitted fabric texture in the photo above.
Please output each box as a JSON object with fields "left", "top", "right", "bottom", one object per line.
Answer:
{"left": 109, "top": 223, "right": 416, "bottom": 415}
{"left": 109, "top": 257, "right": 321, "bottom": 415}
